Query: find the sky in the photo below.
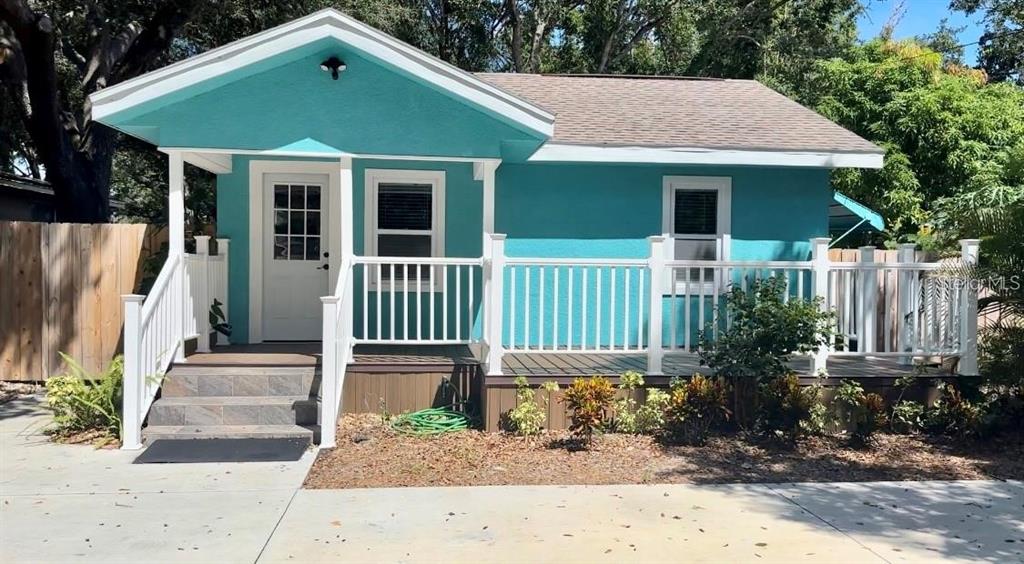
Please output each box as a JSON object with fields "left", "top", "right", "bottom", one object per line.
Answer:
{"left": 857, "top": 0, "right": 986, "bottom": 62}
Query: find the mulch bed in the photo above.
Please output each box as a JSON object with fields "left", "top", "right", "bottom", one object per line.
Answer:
{"left": 0, "top": 382, "right": 42, "bottom": 405}
{"left": 304, "top": 414, "right": 1024, "bottom": 489}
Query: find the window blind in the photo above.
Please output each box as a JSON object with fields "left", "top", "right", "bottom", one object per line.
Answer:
{"left": 378, "top": 183, "right": 432, "bottom": 230}
{"left": 674, "top": 189, "right": 717, "bottom": 235}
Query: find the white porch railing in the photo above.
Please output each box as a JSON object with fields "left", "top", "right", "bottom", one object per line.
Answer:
{"left": 351, "top": 256, "right": 485, "bottom": 344}
{"left": 121, "top": 236, "right": 230, "bottom": 450}
{"left": 319, "top": 256, "right": 354, "bottom": 448}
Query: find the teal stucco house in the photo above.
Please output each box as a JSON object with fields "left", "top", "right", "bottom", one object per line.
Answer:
{"left": 90, "top": 10, "right": 976, "bottom": 449}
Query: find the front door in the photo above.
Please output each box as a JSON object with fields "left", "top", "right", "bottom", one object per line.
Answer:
{"left": 262, "top": 174, "right": 329, "bottom": 340}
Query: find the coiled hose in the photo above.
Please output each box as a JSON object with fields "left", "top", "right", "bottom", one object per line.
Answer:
{"left": 390, "top": 407, "right": 471, "bottom": 436}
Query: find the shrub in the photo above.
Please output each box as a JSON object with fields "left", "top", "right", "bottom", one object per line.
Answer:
{"left": 834, "top": 379, "right": 865, "bottom": 429}
{"left": 926, "top": 383, "right": 987, "bottom": 439}
{"left": 664, "top": 373, "right": 731, "bottom": 445}
{"left": 634, "top": 389, "right": 671, "bottom": 434}
{"left": 561, "top": 376, "right": 616, "bottom": 445}
{"left": 698, "top": 276, "right": 834, "bottom": 379}
{"left": 612, "top": 371, "right": 644, "bottom": 434}
{"left": 853, "top": 393, "right": 887, "bottom": 445}
{"left": 757, "top": 373, "right": 820, "bottom": 442}
{"left": 504, "top": 376, "right": 547, "bottom": 436}
{"left": 45, "top": 353, "right": 123, "bottom": 438}
{"left": 890, "top": 400, "right": 925, "bottom": 434}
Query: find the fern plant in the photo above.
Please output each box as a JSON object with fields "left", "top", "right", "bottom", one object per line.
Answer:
{"left": 45, "top": 353, "right": 123, "bottom": 438}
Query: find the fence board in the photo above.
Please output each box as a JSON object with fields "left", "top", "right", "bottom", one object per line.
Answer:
{"left": 0, "top": 221, "right": 160, "bottom": 381}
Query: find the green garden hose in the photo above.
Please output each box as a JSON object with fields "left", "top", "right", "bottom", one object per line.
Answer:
{"left": 390, "top": 407, "right": 471, "bottom": 436}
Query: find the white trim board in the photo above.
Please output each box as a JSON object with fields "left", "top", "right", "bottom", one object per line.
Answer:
{"left": 530, "top": 143, "right": 884, "bottom": 169}
{"left": 248, "top": 159, "right": 346, "bottom": 343}
{"left": 90, "top": 9, "right": 553, "bottom": 138}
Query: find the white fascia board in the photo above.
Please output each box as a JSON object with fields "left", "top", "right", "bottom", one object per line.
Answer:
{"left": 158, "top": 149, "right": 234, "bottom": 174}
{"left": 89, "top": 10, "right": 554, "bottom": 138}
{"left": 529, "top": 144, "right": 885, "bottom": 169}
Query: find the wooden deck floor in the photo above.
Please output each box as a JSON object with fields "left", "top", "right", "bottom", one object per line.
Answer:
{"left": 186, "top": 343, "right": 952, "bottom": 381}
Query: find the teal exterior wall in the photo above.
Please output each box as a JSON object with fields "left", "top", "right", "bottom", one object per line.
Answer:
{"left": 219, "top": 158, "right": 830, "bottom": 346}
{"left": 108, "top": 42, "right": 543, "bottom": 158}
{"left": 495, "top": 163, "right": 831, "bottom": 349}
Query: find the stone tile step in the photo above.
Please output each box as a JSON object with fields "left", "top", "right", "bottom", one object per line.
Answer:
{"left": 143, "top": 424, "right": 320, "bottom": 442}
{"left": 148, "top": 396, "right": 320, "bottom": 426}
{"left": 160, "top": 369, "right": 319, "bottom": 398}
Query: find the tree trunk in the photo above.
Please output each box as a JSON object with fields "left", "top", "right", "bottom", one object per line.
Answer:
{"left": 51, "top": 133, "right": 115, "bottom": 222}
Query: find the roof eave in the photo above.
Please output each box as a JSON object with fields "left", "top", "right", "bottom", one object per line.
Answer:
{"left": 528, "top": 143, "right": 885, "bottom": 169}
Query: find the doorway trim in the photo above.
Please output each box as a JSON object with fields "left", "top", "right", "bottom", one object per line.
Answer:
{"left": 248, "top": 159, "right": 343, "bottom": 343}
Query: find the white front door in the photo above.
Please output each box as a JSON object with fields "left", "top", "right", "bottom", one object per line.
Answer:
{"left": 262, "top": 174, "right": 329, "bottom": 340}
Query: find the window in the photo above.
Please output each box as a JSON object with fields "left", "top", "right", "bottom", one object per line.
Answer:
{"left": 365, "top": 169, "right": 445, "bottom": 289}
{"left": 662, "top": 176, "right": 731, "bottom": 289}
{"left": 272, "top": 183, "right": 322, "bottom": 261}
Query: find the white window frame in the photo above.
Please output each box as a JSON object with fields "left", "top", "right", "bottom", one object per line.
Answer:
{"left": 662, "top": 176, "right": 732, "bottom": 294}
{"left": 364, "top": 168, "right": 446, "bottom": 292}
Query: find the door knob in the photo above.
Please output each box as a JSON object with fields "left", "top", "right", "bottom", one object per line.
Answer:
{"left": 318, "top": 263, "right": 329, "bottom": 270}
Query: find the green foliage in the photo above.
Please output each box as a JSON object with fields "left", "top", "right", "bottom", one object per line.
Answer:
{"left": 635, "top": 389, "right": 672, "bottom": 434}
{"left": 504, "top": 376, "right": 547, "bottom": 436}
{"left": 852, "top": 393, "right": 887, "bottom": 445}
{"left": 209, "top": 299, "right": 232, "bottom": 338}
{"left": 952, "top": 0, "right": 1023, "bottom": 85}
{"left": 698, "top": 277, "right": 834, "bottom": 379}
{"left": 890, "top": 401, "right": 926, "bottom": 434}
{"left": 45, "top": 354, "right": 123, "bottom": 438}
{"left": 664, "top": 373, "right": 731, "bottom": 445}
{"left": 561, "top": 376, "right": 616, "bottom": 445}
{"left": 611, "top": 371, "right": 644, "bottom": 434}
{"left": 803, "top": 39, "right": 1024, "bottom": 239}
{"left": 926, "top": 383, "right": 988, "bottom": 439}
{"left": 757, "top": 373, "right": 821, "bottom": 442}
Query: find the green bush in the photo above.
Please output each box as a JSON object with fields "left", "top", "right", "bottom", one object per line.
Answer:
{"left": 664, "top": 373, "right": 731, "bottom": 445}
{"left": 561, "top": 376, "right": 616, "bottom": 445}
{"left": 757, "top": 373, "right": 820, "bottom": 442}
{"left": 634, "top": 389, "right": 671, "bottom": 434}
{"left": 45, "top": 353, "right": 123, "bottom": 438}
{"left": 853, "top": 393, "right": 887, "bottom": 445}
{"left": 926, "top": 383, "right": 988, "bottom": 439}
{"left": 890, "top": 400, "right": 925, "bottom": 434}
{"left": 503, "top": 376, "right": 555, "bottom": 436}
{"left": 612, "top": 371, "right": 644, "bottom": 434}
{"left": 698, "top": 276, "right": 834, "bottom": 379}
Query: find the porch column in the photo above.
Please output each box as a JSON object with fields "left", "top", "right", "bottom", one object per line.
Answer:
{"left": 339, "top": 157, "right": 354, "bottom": 363}
{"left": 896, "top": 243, "right": 917, "bottom": 365}
{"left": 194, "top": 235, "right": 212, "bottom": 353}
{"left": 647, "top": 236, "right": 666, "bottom": 375}
{"left": 858, "top": 246, "right": 878, "bottom": 354}
{"left": 169, "top": 151, "right": 186, "bottom": 362}
{"left": 958, "top": 239, "right": 981, "bottom": 376}
{"left": 478, "top": 160, "right": 498, "bottom": 351}
{"left": 810, "top": 237, "right": 831, "bottom": 373}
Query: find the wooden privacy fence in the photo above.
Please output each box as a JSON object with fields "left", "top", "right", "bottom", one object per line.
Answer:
{"left": 0, "top": 221, "right": 162, "bottom": 381}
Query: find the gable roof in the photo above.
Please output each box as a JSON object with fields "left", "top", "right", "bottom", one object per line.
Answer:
{"left": 89, "top": 9, "right": 554, "bottom": 139}
{"left": 477, "top": 74, "right": 884, "bottom": 167}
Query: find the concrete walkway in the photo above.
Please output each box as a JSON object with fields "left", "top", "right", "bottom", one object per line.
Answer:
{"left": 3, "top": 396, "right": 1022, "bottom": 563}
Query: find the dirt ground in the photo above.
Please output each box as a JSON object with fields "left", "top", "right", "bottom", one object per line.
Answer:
{"left": 304, "top": 414, "right": 1024, "bottom": 489}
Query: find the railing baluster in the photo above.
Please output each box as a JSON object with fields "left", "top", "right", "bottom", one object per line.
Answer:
{"left": 567, "top": 267, "right": 574, "bottom": 351}
{"left": 363, "top": 263, "right": 369, "bottom": 340}
{"left": 455, "top": 265, "right": 462, "bottom": 341}
{"left": 553, "top": 267, "right": 560, "bottom": 351}
{"left": 581, "top": 268, "right": 588, "bottom": 350}
{"left": 468, "top": 264, "right": 475, "bottom": 343}
{"left": 442, "top": 265, "right": 449, "bottom": 341}
{"left": 538, "top": 266, "right": 545, "bottom": 350}
{"left": 509, "top": 266, "right": 516, "bottom": 349}
{"left": 609, "top": 267, "right": 616, "bottom": 351}
{"left": 637, "top": 268, "right": 645, "bottom": 350}
{"left": 623, "top": 267, "right": 630, "bottom": 350}
{"left": 376, "top": 263, "right": 382, "bottom": 340}
{"left": 524, "top": 266, "right": 531, "bottom": 349}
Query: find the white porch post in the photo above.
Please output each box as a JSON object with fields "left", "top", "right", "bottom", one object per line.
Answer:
{"left": 339, "top": 157, "right": 354, "bottom": 363}
{"left": 168, "top": 151, "right": 186, "bottom": 362}
{"left": 897, "top": 243, "right": 917, "bottom": 365}
{"left": 810, "top": 237, "right": 831, "bottom": 373}
{"left": 858, "top": 246, "right": 878, "bottom": 354}
{"left": 479, "top": 161, "right": 498, "bottom": 354}
{"left": 320, "top": 296, "right": 339, "bottom": 449}
{"left": 120, "top": 294, "right": 145, "bottom": 450}
{"left": 216, "top": 237, "right": 231, "bottom": 346}
{"left": 486, "top": 234, "right": 506, "bottom": 376}
{"left": 194, "top": 235, "right": 211, "bottom": 353}
{"left": 647, "top": 235, "right": 666, "bottom": 375}
{"left": 959, "top": 239, "right": 981, "bottom": 376}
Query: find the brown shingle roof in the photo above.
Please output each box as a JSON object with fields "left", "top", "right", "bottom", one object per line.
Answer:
{"left": 475, "top": 73, "right": 882, "bottom": 154}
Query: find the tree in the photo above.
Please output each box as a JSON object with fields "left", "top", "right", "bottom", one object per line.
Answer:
{"left": 952, "top": 0, "right": 1024, "bottom": 85}
{"left": 803, "top": 39, "right": 1024, "bottom": 240}
{"left": 0, "top": 0, "right": 201, "bottom": 222}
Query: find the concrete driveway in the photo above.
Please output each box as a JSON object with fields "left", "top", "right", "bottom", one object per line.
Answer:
{"left": 3, "top": 395, "right": 1022, "bottom": 563}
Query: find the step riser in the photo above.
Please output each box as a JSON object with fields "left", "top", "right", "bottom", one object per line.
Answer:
{"left": 161, "top": 372, "right": 318, "bottom": 398}
{"left": 143, "top": 425, "right": 319, "bottom": 442}
{"left": 149, "top": 401, "right": 319, "bottom": 426}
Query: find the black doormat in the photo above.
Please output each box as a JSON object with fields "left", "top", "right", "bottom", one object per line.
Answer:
{"left": 134, "top": 438, "right": 309, "bottom": 464}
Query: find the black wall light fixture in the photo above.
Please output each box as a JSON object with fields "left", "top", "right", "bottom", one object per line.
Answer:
{"left": 320, "top": 56, "right": 346, "bottom": 80}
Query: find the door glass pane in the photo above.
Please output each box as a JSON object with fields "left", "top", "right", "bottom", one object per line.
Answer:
{"left": 306, "top": 237, "right": 320, "bottom": 260}
{"left": 290, "top": 185, "right": 304, "bottom": 209}
{"left": 289, "top": 237, "right": 305, "bottom": 260}
{"left": 274, "top": 236, "right": 288, "bottom": 260}
{"left": 290, "top": 211, "right": 305, "bottom": 235}
{"left": 274, "top": 185, "right": 289, "bottom": 209}
{"left": 306, "top": 211, "right": 320, "bottom": 235}
{"left": 274, "top": 211, "right": 288, "bottom": 235}
{"left": 306, "top": 186, "right": 321, "bottom": 210}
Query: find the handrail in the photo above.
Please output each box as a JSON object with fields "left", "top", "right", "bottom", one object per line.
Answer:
{"left": 505, "top": 257, "right": 647, "bottom": 267}
{"left": 353, "top": 255, "right": 483, "bottom": 266}
{"left": 320, "top": 255, "right": 353, "bottom": 448}
{"left": 140, "top": 253, "right": 180, "bottom": 327}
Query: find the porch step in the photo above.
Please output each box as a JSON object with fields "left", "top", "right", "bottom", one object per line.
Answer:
{"left": 148, "top": 395, "right": 320, "bottom": 426}
{"left": 160, "top": 365, "right": 319, "bottom": 397}
{"left": 143, "top": 424, "right": 319, "bottom": 442}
